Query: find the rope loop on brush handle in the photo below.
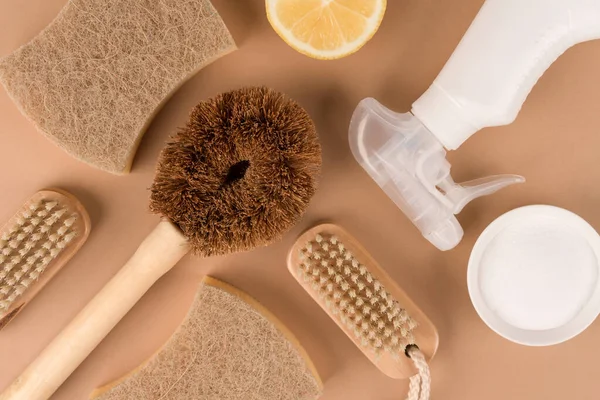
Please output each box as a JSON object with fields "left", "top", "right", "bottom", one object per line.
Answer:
{"left": 405, "top": 345, "right": 431, "bottom": 400}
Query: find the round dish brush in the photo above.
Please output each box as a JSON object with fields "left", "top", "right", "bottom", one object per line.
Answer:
{"left": 1, "top": 87, "right": 322, "bottom": 400}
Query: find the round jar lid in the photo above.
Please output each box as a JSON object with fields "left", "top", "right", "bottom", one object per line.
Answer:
{"left": 468, "top": 205, "right": 600, "bottom": 346}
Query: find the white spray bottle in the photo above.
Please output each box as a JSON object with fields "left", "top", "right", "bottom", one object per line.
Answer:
{"left": 349, "top": 0, "right": 600, "bottom": 250}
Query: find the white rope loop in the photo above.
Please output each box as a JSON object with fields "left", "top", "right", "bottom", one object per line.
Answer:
{"left": 405, "top": 345, "right": 431, "bottom": 400}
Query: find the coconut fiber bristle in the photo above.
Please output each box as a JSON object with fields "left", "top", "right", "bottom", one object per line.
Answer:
{"left": 150, "top": 87, "right": 322, "bottom": 257}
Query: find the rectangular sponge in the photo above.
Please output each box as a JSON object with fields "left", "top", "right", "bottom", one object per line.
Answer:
{"left": 0, "top": 0, "right": 236, "bottom": 174}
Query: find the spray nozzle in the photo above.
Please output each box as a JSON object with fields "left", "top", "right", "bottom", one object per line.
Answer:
{"left": 348, "top": 98, "right": 524, "bottom": 250}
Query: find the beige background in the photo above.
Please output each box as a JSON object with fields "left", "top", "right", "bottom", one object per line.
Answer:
{"left": 1, "top": 0, "right": 600, "bottom": 399}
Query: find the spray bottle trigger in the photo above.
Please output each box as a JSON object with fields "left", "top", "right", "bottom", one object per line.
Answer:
{"left": 348, "top": 96, "right": 525, "bottom": 250}
{"left": 438, "top": 174, "right": 525, "bottom": 214}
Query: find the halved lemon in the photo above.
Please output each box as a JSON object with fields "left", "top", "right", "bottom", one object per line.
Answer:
{"left": 266, "top": 0, "right": 387, "bottom": 60}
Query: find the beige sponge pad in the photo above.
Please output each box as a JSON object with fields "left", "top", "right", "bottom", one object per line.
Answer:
{"left": 90, "top": 276, "right": 323, "bottom": 400}
{"left": 0, "top": 0, "right": 236, "bottom": 174}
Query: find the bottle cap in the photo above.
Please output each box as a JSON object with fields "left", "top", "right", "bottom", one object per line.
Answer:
{"left": 412, "top": 84, "right": 478, "bottom": 150}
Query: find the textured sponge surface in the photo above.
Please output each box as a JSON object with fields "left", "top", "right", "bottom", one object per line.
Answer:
{"left": 0, "top": 0, "right": 236, "bottom": 174}
{"left": 91, "top": 277, "right": 323, "bottom": 400}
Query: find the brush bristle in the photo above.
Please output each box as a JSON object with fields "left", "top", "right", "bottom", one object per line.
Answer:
{"left": 297, "top": 232, "right": 417, "bottom": 359}
{"left": 0, "top": 200, "right": 78, "bottom": 313}
{"left": 150, "top": 87, "right": 322, "bottom": 257}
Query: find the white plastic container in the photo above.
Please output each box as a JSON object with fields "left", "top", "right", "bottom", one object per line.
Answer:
{"left": 412, "top": 0, "right": 600, "bottom": 150}
{"left": 350, "top": 0, "right": 600, "bottom": 250}
{"left": 468, "top": 206, "right": 600, "bottom": 346}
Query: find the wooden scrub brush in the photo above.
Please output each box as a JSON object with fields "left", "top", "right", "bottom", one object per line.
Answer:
{"left": 1, "top": 87, "right": 322, "bottom": 400}
{"left": 0, "top": 189, "right": 90, "bottom": 329}
{"left": 288, "top": 224, "right": 439, "bottom": 400}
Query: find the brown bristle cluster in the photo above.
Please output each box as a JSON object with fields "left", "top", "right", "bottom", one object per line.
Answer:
{"left": 150, "top": 87, "right": 322, "bottom": 257}
{"left": 0, "top": 200, "right": 78, "bottom": 313}
{"left": 297, "top": 233, "right": 417, "bottom": 358}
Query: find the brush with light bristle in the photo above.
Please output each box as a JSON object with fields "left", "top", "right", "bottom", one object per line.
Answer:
{"left": 0, "top": 189, "right": 91, "bottom": 329}
{"left": 288, "top": 224, "right": 439, "bottom": 400}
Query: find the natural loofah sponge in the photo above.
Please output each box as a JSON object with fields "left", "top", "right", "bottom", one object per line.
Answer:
{"left": 90, "top": 276, "right": 323, "bottom": 400}
{"left": 0, "top": 0, "right": 236, "bottom": 174}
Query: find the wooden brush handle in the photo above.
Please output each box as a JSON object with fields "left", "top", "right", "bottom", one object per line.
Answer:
{"left": 0, "top": 221, "right": 190, "bottom": 400}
